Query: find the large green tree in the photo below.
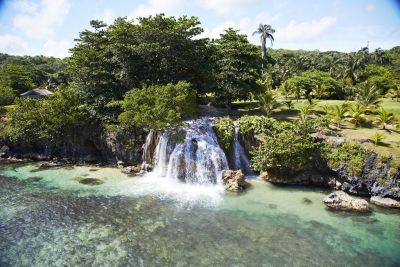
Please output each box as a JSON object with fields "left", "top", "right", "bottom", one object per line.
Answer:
{"left": 68, "top": 15, "right": 211, "bottom": 119}
{"left": 118, "top": 81, "right": 197, "bottom": 131}
{"left": 0, "top": 63, "right": 33, "bottom": 94}
{"left": 212, "top": 28, "right": 261, "bottom": 110}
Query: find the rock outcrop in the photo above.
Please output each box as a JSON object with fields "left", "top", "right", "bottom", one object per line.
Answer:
{"left": 261, "top": 168, "right": 339, "bottom": 188}
{"left": 323, "top": 191, "right": 369, "bottom": 212}
{"left": 370, "top": 196, "right": 400, "bottom": 208}
{"left": 121, "top": 165, "right": 142, "bottom": 176}
{"left": 222, "top": 170, "right": 247, "bottom": 192}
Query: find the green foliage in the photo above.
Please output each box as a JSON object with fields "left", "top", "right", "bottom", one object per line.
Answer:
{"left": 0, "top": 86, "right": 15, "bottom": 106}
{"left": 280, "top": 70, "right": 342, "bottom": 100}
{"left": 345, "top": 103, "right": 367, "bottom": 127}
{"left": 3, "top": 86, "right": 91, "bottom": 143}
{"left": 212, "top": 28, "right": 261, "bottom": 109}
{"left": 236, "top": 115, "right": 281, "bottom": 136}
{"left": 213, "top": 117, "right": 234, "bottom": 151}
{"left": 370, "top": 132, "right": 386, "bottom": 146}
{"left": 259, "top": 90, "right": 280, "bottom": 115}
{"left": 68, "top": 15, "right": 211, "bottom": 118}
{"left": 0, "top": 63, "right": 33, "bottom": 94}
{"left": 251, "top": 121, "right": 321, "bottom": 173}
{"left": 329, "top": 104, "right": 348, "bottom": 128}
{"left": 298, "top": 102, "right": 316, "bottom": 121}
{"left": 355, "top": 81, "right": 381, "bottom": 108}
{"left": 322, "top": 142, "right": 369, "bottom": 177}
{"left": 375, "top": 107, "right": 395, "bottom": 129}
{"left": 118, "top": 81, "right": 197, "bottom": 131}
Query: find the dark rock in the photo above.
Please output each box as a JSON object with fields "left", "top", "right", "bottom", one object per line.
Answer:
{"left": 0, "top": 145, "right": 10, "bottom": 158}
{"left": 302, "top": 198, "right": 313, "bottom": 205}
{"left": 78, "top": 178, "right": 104, "bottom": 186}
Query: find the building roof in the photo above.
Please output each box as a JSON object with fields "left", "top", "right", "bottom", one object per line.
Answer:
{"left": 20, "top": 89, "right": 54, "bottom": 97}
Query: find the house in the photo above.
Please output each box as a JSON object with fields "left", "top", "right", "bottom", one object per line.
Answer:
{"left": 20, "top": 89, "right": 53, "bottom": 99}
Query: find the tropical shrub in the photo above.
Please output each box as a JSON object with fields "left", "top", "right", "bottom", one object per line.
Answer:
{"left": 236, "top": 115, "right": 281, "bottom": 136}
{"left": 370, "top": 132, "right": 386, "bottom": 146}
{"left": 4, "top": 86, "right": 91, "bottom": 143}
{"left": 0, "top": 86, "right": 15, "bottom": 106}
{"left": 118, "top": 81, "right": 197, "bottom": 131}
{"left": 322, "top": 142, "right": 369, "bottom": 177}
{"left": 251, "top": 126, "right": 321, "bottom": 173}
{"left": 375, "top": 107, "right": 395, "bottom": 129}
{"left": 213, "top": 117, "right": 234, "bottom": 151}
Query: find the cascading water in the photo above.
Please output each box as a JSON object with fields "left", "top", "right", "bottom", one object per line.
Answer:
{"left": 232, "top": 123, "right": 254, "bottom": 175}
{"left": 152, "top": 119, "right": 228, "bottom": 185}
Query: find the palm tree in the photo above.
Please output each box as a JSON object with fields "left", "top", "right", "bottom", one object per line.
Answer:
{"left": 330, "top": 104, "right": 348, "bottom": 128}
{"left": 373, "top": 48, "right": 389, "bottom": 65}
{"left": 376, "top": 107, "right": 395, "bottom": 130}
{"left": 356, "top": 81, "right": 381, "bottom": 108}
{"left": 345, "top": 103, "right": 367, "bottom": 127}
{"left": 259, "top": 90, "right": 280, "bottom": 116}
{"left": 340, "top": 54, "right": 362, "bottom": 85}
{"left": 386, "top": 85, "right": 400, "bottom": 101}
{"left": 370, "top": 132, "right": 386, "bottom": 146}
{"left": 299, "top": 103, "right": 316, "bottom": 121}
{"left": 253, "top": 24, "right": 275, "bottom": 61}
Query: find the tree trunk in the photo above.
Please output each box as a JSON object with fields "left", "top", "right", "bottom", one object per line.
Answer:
{"left": 261, "top": 37, "right": 267, "bottom": 60}
{"left": 225, "top": 101, "right": 232, "bottom": 115}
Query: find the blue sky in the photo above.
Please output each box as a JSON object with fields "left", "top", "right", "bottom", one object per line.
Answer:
{"left": 0, "top": 0, "right": 399, "bottom": 58}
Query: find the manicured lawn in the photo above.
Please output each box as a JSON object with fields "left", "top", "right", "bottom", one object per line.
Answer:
{"left": 232, "top": 98, "right": 400, "bottom": 163}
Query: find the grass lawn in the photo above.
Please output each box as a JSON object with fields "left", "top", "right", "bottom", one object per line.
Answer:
{"left": 232, "top": 98, "right": 400, "bottom": 164}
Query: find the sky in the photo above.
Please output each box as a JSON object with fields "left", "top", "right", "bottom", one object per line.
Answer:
{"left": 0, "top": 0, "right": 399, "bottom": 58}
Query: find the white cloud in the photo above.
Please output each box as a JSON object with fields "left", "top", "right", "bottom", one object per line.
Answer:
{"left": 12, "top": 0, "right": 38, "bottom": 14}
{"left": 129, "top": 0, "right": 185, "bottom": 20}
{"left": 43, "top": 40, "right": 71, "bottom": 58}
{"left": 201, "top": 12, "right": 280, "bottom": 40}
{"left": 0, "top": 35, "right": 29, "bottom": 55}
{"left": 98, "top": 8, "right": 114, "bottom": 25}
{"left": 13, "top": 0, "right": 71, "bottom": 39}
{"left": 197, "top": 0, "right": 260, "bottom": 15}
{"left": 365, "top": 4, "right": 376, "bottom": 13}
{"left": 275, "top": 16, "right": 337, "bottom": 43}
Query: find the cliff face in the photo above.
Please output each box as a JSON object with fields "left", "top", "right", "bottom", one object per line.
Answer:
{"left": 0, "top": 126, "right": 147, "bottom": 164}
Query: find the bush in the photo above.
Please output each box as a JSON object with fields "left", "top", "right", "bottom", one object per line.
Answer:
{"left": 213, "top": 117, "right": 234, "bottom": 151}
{"left": 4, "top": 86, "right": 91, "bottom": 143}
{"left": 0, "top": 86, "right": 16, "bottom": 106}
{"left": 118, "top": 81, "right": 197, "bottom": 131}
{"left": 250, "top": 121, "right": 321, "bottom": 173}
{"left": 236, "top": 115, "right": 281, "bottom": 136}
{"left": 322, "top": 142, "right": 369, "bottom": 177}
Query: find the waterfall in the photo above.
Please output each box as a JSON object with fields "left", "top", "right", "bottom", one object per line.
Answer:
{"left": 141, "top": 129, "right": 160, "bottom": 171}
{"left": 232, "top": 123, "right": 254, "bottom": 175}
{"left": 152, "top": 119, "right": 229, "bottom": 185}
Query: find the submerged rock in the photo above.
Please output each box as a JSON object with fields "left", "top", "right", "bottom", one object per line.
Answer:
{"left": 78, "top": 178, "right": 104, "bottom": 186}
{"left": 222, "top": 170, "right": 247, "bottom": 192}
{"left": 370, "top": 196, "right": 400, "bottom": 209}
{"left": 323, "top": 191, "right": 369, "bottom": 212}
{"left": 121, "top": 165, "right": 141, "bottom": 175}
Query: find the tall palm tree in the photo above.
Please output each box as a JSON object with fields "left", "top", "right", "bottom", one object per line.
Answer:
{"left": 253, "top": 24, "right": 275, "bottom": 61}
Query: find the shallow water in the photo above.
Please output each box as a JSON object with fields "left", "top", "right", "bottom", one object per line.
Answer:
{"left": 0, "top": 163, "right": 399, "bottom": 266}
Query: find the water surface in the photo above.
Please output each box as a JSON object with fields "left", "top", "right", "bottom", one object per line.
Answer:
{"left": 0, "top": 163, "right": 399, "bottom": 266}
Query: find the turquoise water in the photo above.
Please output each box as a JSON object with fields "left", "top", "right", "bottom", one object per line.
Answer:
{"left": 0, "top": 163, "right": 399, "bottom": 266}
